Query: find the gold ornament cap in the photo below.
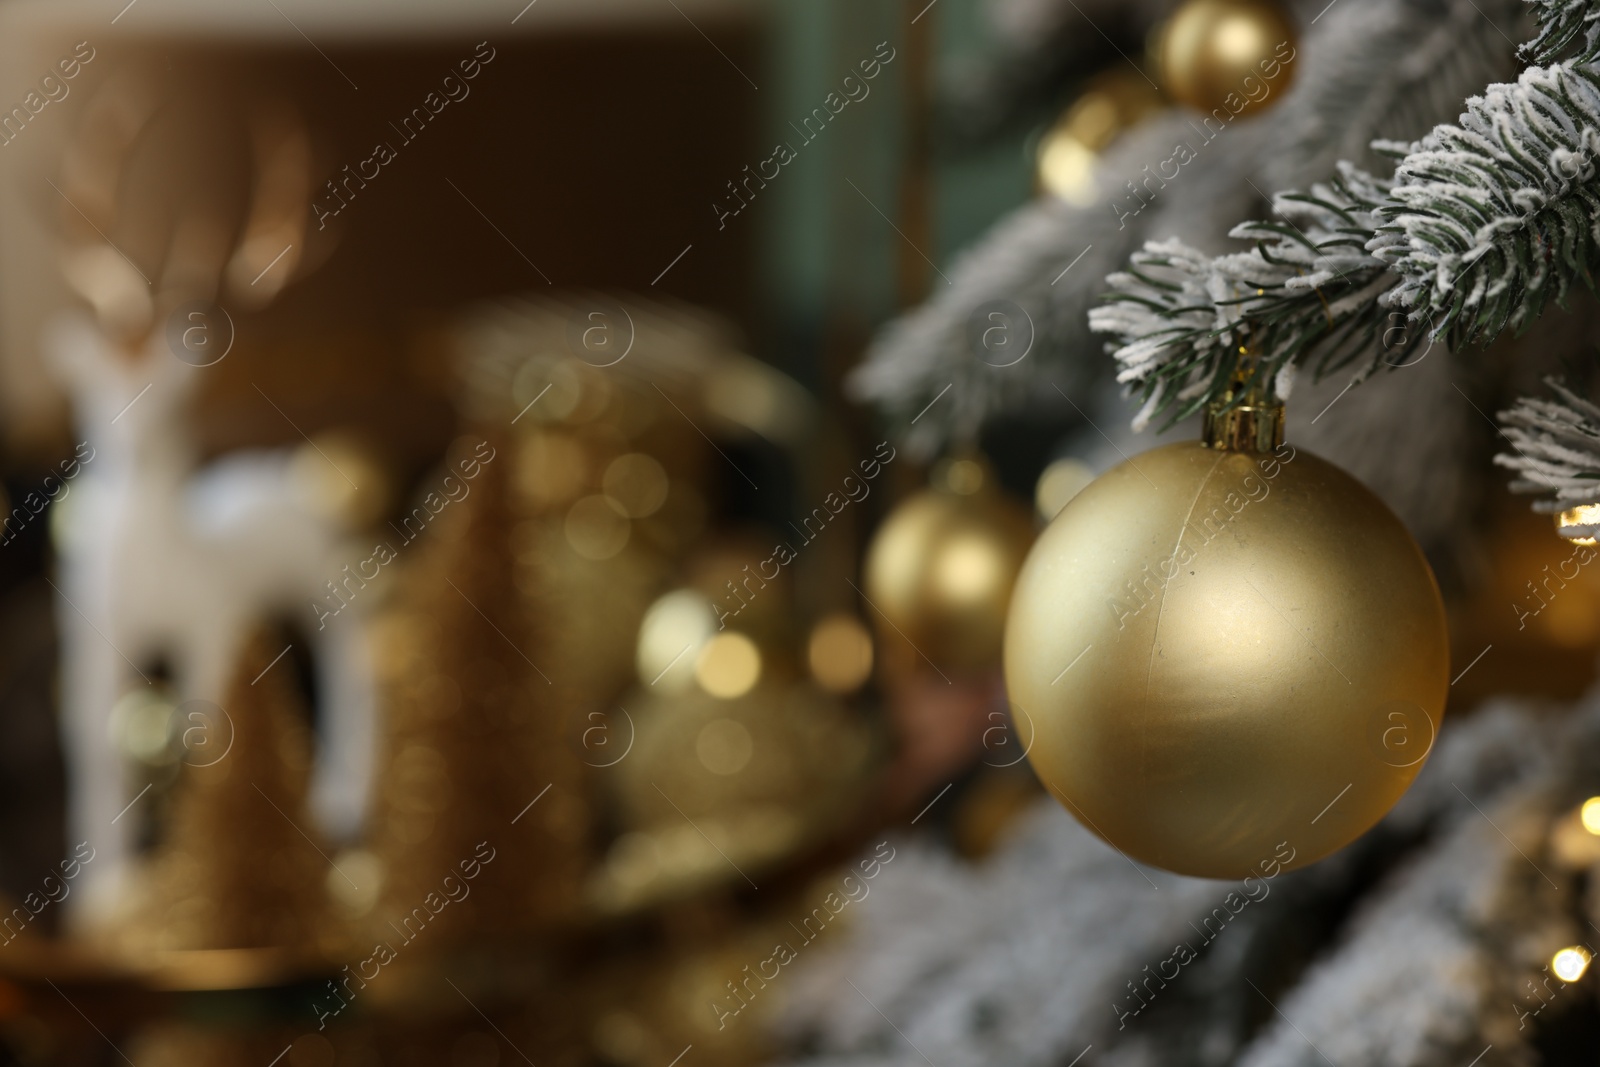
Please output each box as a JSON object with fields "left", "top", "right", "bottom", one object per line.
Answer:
{"left": 1202, "top": 361, "right": 1284, "bottom": 453}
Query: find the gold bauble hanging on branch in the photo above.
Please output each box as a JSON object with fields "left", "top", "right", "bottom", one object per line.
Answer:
{"left": 1157, "top": 0, "right": 1298, "bottom": 116}
{"left": 864, "top": 456, "right": 1035, "bottom": 674}
{"left": 1004, "top": 381, "right": 1448, "bottom": 879}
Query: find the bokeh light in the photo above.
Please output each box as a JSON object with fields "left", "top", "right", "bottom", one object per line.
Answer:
{"left": 1554, "top": 946, "right": 1591, "bottom": 982}
{"left": 695, "top": 632, "right": 761, "bottom": 699}
{"left": 808, "top": 613, "right": 874, "bottom": 694}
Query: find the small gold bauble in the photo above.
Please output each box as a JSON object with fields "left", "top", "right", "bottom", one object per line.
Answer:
{"left": 1036, "top": 69, "right": 1164, "bottom": 204}
{"left": 1034, "top": 457, "right": 1096, "bottom": 521}
{"left": 1158, "top": 0, "right": 1297, "bottom": 115}
{"left": 1004, "top": 440, "right": 1448, "bottom": 878}
{"left": 864, "top": 462, "right": 1035, "bottom": 673}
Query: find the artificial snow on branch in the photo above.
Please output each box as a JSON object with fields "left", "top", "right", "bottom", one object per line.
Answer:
{"left": 1522, "top": 0, "right": 1600, "bottom": 63}
{"left": 852, "top": 0, "right": 1522, "bottom": 449}
{"left": 1378, "top": 60, "right": 1600, "bottom": 342}
{"left": 1088, "top": 164, "right": 1404, "bottom": 428}
{"left": 1496, "top": 376, "right": 1600, "bottom": 509}
{"left": 1094, "top": 56, "right": 1600, "bottom": 426}
{"left": 777, "top": 699, "right": 1577, "bottom": 1067}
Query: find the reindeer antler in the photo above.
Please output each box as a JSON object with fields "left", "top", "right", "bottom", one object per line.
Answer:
{"left": 56, "top": 74, "right": 318, "bottom": 351}
{"left": 56, "top": 69, "right": 161, "bottom": 347}
{"left": 224, "top": 103, "right": 312, "bottom": 309}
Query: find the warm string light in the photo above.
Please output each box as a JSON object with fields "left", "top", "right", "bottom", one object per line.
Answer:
{"left": 1551, "top": 808, "right": 1594, "bottom": 984}
{"left": 1557, "top": 504, "right": 1600, "bottom": 547}
{"left": 1581, "top": 796, "right": 1600, "bottom": 836}
{"left": 635, "top": 590, "right": 717, "bottom": 692}
{"left": 1552, "top": 946, "right": 1591, "bottom": 983}
{"left": 638, "top": 591, "right": 876, "bottom": 699}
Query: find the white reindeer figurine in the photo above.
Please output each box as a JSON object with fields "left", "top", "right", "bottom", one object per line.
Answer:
{"left": 45, "top": 87, "right": 376, "bottom": 925}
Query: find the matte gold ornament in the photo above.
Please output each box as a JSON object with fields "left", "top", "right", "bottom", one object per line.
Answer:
{"left": 864, "top": 457, "right": 1035, "bottom": 673}
{"left": 1005, "top": 400, "right": 1448, "bottom": 879}
{"left": 1158, "top": 0, "right": 1297, "bottom": 115}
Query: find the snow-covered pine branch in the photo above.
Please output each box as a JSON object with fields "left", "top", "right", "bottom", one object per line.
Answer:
{"left": 1495, "top": 376, "right": 1600, "bottom": 510}
{"left": 1376, "top": 60, "right": 1600, "bottom": 342}
{"left": 850, "top": 0, "right": 1525, "bottom": 449}
{"left": 1088, "top": 164, "right": 1405, "bottom": 428}
{"left": 1522, "top": 0, "right": 1600, "bottom": 63}
{"left": 1098, "top": 57, "right": 1600, "bottom": 426}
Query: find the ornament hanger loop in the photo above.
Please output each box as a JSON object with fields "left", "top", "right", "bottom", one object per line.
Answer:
{"left": 1202, "top": 341, "right": 1284, "bottom": 453}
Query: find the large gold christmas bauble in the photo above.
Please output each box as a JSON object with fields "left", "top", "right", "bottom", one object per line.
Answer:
{"left": 1158, "top": 0, "right": 1297, "bottom": 115}
{"left": 865, "top": 460, "right": 1035, "bottom": 673}
{"left": 1004, "top": 441, "right": 1448, "bottom": 879}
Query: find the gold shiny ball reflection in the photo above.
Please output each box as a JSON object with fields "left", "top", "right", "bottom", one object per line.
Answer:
{"left": 864, "top": 484, "right": 1035, "bottom": 672}
{"left": 696, "top": 633, "right": 761, "bottom": 699}
{"left": 1005, "top": 441, "right": 1449, "bottom": 878}
{"left": 935, "top": 534, "right": 1009, "bottom": 604}
{"left": 1158, "top": 0, "right": 1296, "bottom": 115}
{"left": 1038, "top": 131, "right": 1099, "bottom": 206}
{"left": 808, "top": 613, "right": 874, "bottom": 693}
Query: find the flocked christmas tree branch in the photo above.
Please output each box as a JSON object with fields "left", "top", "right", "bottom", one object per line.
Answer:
{"left": 1090, "top": 52, "right": 1600, "bottom": 443}
{"left": 850, "top": 0, "right": 1523, "bottom": 466}
{"left": 1497, "top": 377, "right": 1600, "bottom": 509}
{"left": 1087, "top": 163, "right": 1402, "bottom": 429}
{"left": 1524, "top": 0, "right": 1600, "bottom": 64}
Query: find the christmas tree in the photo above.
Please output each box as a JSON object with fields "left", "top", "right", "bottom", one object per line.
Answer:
{"left": 131, "top": 629, "right": 331, "bottom": 955}
{"left": 366, "top": 430, "right": 588, "bottom": 950}
{"left": 780, "top": 0, "right": 1600, "bottom": 1063}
